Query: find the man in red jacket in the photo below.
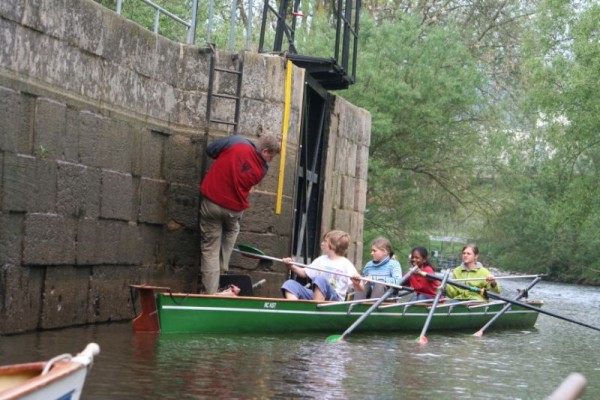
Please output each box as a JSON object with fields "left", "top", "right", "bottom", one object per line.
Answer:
{"left": 199, "top": 134, "right": 281, "bottom": 294}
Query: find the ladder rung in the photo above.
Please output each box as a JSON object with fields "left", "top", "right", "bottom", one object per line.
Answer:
{"left": 210, "top": 119, "right": 237, "bottom": 126}
{"left": 212, "top": 93, "right": 240, "bottom": 100}
{"left": 214, "top": 67, "right": 242, "bottom": 75}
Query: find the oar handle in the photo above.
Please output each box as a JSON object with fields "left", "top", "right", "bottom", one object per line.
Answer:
{"left": 234, "top": 249, "right": 413, "bottom": 292}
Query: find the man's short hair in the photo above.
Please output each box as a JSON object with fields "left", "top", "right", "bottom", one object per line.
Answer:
{"left": 257, "top": 135, "right": 281, "bottom": 155}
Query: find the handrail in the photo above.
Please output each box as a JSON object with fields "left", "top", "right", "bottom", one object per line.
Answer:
{"left": 115, "top": 0, "right": 199, "bottom": 44}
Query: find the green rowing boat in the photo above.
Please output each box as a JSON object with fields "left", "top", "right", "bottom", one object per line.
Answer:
{"left": 130, "top": 285, "right": 542, "bottom": 334}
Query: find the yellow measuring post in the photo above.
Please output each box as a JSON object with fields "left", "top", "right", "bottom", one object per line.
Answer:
{"left": 275, "top": 59, "right": 293, "bottom": 214}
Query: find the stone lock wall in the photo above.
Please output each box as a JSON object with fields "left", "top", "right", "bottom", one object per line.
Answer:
{"left": 0, "top": 0, "right": 371, "bottom": 334}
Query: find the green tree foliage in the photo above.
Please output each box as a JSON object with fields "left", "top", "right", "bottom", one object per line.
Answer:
{"left": 349, "top": 15, "right": 485, "bottom": 235}
{"left": 479, "top": 2, "right": 600, "bottom": 283}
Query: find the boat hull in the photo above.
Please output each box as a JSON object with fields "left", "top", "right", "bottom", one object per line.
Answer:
{"left": 132, "top": 286, "right": 541, "bottom": 334}
{"left": 0, "top": 343, "right": 100, "bottom": 400}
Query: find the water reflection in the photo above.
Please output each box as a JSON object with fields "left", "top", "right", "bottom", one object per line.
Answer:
{"left": 0, "top": 280, "right": 598, "bottom": 399}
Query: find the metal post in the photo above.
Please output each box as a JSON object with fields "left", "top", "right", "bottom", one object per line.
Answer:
{"left": 153, "top": 10, "right": 160, "bottom": 33}
{"left": 228, "top": 0, "right": 237, "bottom": 50}
{"left": 247, "top": 0, "right": 253, "bottom": 49}
{"left": 187, "top": 0, "right": 199, "bottom": 44}
{"left": 207, "top": 0, "right": 215, "bottom": 43}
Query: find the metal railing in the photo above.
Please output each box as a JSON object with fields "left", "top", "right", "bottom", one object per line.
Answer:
{"left": 112, "top": 0, "right": 257, "bottom": 49}
{"left": 116, "top": 0, "right": 199, "bottom": 44}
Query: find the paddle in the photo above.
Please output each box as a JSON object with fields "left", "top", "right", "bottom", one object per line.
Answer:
{"left": 473, "top": 276, "right": 542, "bottom": 337}
{"left": 325, "top": 287, "right": 396, "bottom": 343}
{"left": 234, "top": 244, "right": 414, "bottom": 293}
{"left": 422, "top": 273, "right": 600, "bottom": 333}
{"left": 325, "top": 268, "right": 417, "bottom": 343}
{"left": 417, "top": 269, "right": 450, "bottom": 344}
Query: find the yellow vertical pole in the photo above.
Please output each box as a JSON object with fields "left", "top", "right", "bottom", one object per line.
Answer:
{"left": 275, "top": 60, "right": 293, "bottom": 214}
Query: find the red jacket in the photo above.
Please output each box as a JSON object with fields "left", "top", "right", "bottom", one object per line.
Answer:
{"left": 200, "top": 136, "right": 268, "bottom": 211}
{"left": 408, "top": 266, "right": 440, "bottom": 298}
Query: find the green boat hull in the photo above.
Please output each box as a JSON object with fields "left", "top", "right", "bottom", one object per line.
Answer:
{"left": 132, "top": 286, "right": 541, "bottom": 335}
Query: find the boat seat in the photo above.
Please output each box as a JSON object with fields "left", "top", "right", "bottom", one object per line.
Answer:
{"left": 219, "top": 274, "right": 254, "bottom": 296}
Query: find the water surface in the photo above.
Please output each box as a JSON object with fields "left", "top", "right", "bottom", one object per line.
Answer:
{"left": 1, "top": 280, "right": 598, "bottom": 399}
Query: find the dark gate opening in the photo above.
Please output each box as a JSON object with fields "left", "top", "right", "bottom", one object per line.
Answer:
{"left": 291, "top": 79, "right": 330, "bottom": 264}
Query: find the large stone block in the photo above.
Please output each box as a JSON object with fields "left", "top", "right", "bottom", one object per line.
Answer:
{"left": 100, "top": 169, "right": 133, "bottom": 221}
{"left": 137, "top": 223, "right": 164, "bottom": 265}
{"left": 0, "top": 0, "right": 26, "bottom": 23}
{"left": 77, "top": 218, "right": 159, "bottom": 266}
{"left": 0, "top": 212, "right": 23, "bottom": 266}
{"left": 40, "top": 265, "right": 90, "bottom": 329}
{"left": 0, "top": 264, "right": 44, "bottom": 334}
{"left": 87, "top": 265, "right": 141, "bottom": 323}
{"left": 239, "top": 192, "right": 279, "bottom": 234}
{"left": 0, "top": 86, "right": 34, "bottom": 154}
{"left": 144, "top": 79, "right": 179, "bottom": 123}
{"left": 167, "top": 183, "right": 198, "bottom": 229}
{"left": 138, "top": 177, "right": 167, "bottom": 225}
{"left": 238, "top": 98, "right": 283, "bottom": 138}
{"left": 0, "top": 18, "right": 17, "bottom": 72}
{"left": 171, "top": 88, "right": 207, "bottom": 129}
{"left": 355, "top": 177, "right": 368, "bottom": 214}
{"left": 103, "top": 63, "right": 153, "bottom": 119}
{"left": 150, "top": 35, "right": 179, "bottom": 87}
{"left": 241, "top": 51, "right": 267, "bottom": 100}
{"left": 23, "top": 213, "right": 76, "bottom": 265}
{"left": 57, "top": 161, "right": 101, "bottom": 218}
{"left": 177, "top": 45, "right": 211, "bottom": 91}
{"left": 79, "top": 113, "right": 134, "bottom": 172}
{"left": 63, "top": 0, "right": 106, "bottom": 55}
{"left": 130, "top": 263, "right": 198, "bottom": 293}
{"left": 164, "top": 228, "right": 197, "bottom": 267}
{"left": 2, "top": 153, "right": 57, "bottom": 213}
{"left": 33, "top": 97, "right": 66, "bottom": 160}
{"left": 134, "top": 129, "right": 166, "bottom": 180}
{"left": 21, "top": 0, "right": 66, "bottom": 40}
{"left": 164, "top": 134, "right": 199, "bottom": 184}
{"left": 341, "top": 175, "right": 356, "bottom": 211}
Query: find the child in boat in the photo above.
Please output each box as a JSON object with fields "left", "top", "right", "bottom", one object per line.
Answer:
{"left": 280, "top": 230, "right": 365, "bottom": 301}
{"left": 408, "top": 246, "right": 440, "bottom": 301}
{"left": 359, "top": 237, "right": 403, "bottom": 298}
{"left": 444, "top": 244, "right": 500, "bottom": 300}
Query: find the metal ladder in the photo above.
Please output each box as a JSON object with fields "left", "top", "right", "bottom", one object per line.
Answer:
{"left": 205, "top": 47, "right": 244, "bottom": 134}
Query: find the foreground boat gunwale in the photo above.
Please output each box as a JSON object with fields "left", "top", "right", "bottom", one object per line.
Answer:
{"left": 0, "top": 343, "right": 99, "bottom": 400}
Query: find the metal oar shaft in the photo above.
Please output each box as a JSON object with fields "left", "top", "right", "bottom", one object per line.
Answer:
{"left": 475, "top": 277, "right": 542, "bottom": 336}
{"left": 234, "top": 249, "right": 412, "bottom": 292}
{"left": 424, "top": 273, "right": 600, "bottom": 333}
{"left": 339, "top": 287, "right": 396, "bottom": 340}
{"left": 453, "top": 274, "right": 543, "bottom": 281}
{"left": 418, "top": 270, "right": 450, "bottom": 343}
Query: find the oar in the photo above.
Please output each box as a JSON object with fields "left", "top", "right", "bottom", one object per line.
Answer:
{"left": 417, "top": 269, "right": 450, "bottom": 344}
{"left": 422, "top": 273, "right": 600, "bottom": 333}
{"left": 325, "top": 268, "right": 417, "bottom": 343}
{"left": 473, "top": 276, "right": 542, "bottom": 337}
{"left": 325, "top": 287, "right": 396, "bottom": 343}
{"left": 234, "top": 245, "right": 414, "bottom": 293}
{"left": 452, "top": 274, "right": 544, "bottom": 281}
